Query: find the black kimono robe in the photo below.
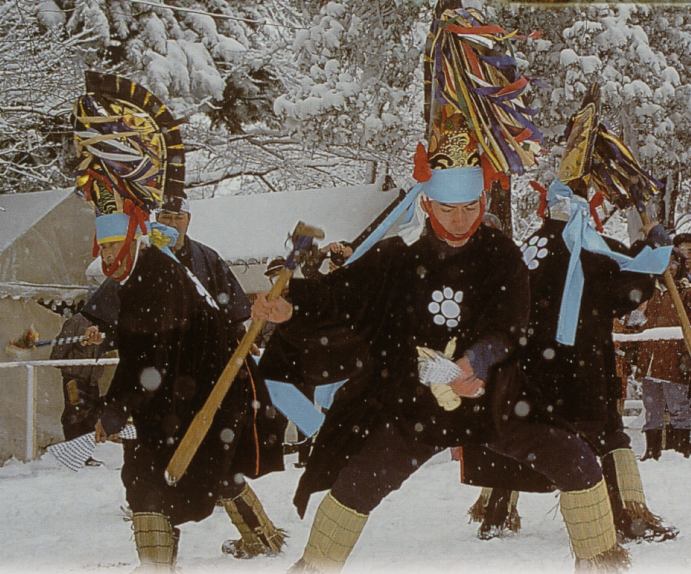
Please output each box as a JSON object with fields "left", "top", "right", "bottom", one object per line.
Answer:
{"left": 100, "top": 246, "right": 283, "bottom": 525}
{"left": 460, "top": 217, "right": 659, "bottom": 492}
{"left": 175, "top": 236, "right": 251, "bottom": 326}
{"left": 261, "top": 223, "right": 531, "bottom": 515}
{"left": 521, "top": 218, "right": 656, "bottom": 424}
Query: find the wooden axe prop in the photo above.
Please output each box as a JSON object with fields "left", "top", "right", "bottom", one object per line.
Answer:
{"left": 165, "top": 221, "right": 324, "bottom": 486}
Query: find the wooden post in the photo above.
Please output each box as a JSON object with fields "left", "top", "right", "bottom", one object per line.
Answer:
{"left": 25, "top": 365, "right": 37, "bottom": 461}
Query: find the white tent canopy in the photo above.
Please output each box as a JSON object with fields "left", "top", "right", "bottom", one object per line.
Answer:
{"left": 0, "top": 188, "right": 95, "bottom": 288}
{"left": 186, "top": 179, "right": 405, "bottom": 293}
{"left": 188, "top": 180, "right": 401, "bottom": 263}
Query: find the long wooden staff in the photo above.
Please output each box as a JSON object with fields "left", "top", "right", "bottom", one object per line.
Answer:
{"left": 165, "top": 222, "right": 323, "bottom": 486}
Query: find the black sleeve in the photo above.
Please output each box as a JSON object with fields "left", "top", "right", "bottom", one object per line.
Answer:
{"left": 49, "top": 314, "right": 90, "bottom": 361}
{"left": 259, "top": 238, "right": 402, "bottom": 386}
{"left": 49, "top": 314, "right": 108, "bottom": 384}
{"left": 584, "top": 236, "right": 657, "bottom": 319}
{"left": 80, "top": 278, "right": 121, "bottom": 335}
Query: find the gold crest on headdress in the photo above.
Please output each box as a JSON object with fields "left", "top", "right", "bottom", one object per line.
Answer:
{"left": 73, "top": 72, "right": 185, "bottom": 216}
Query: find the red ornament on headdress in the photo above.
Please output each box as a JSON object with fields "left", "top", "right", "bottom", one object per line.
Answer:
{"left": 530, "top": 180, "right": 549, "bottom": 219}
{"left": 413, "top": 143, "right": 432, "bottom": 183}
{"left": 589, "top": 192, "right": 605, "bottom": 232}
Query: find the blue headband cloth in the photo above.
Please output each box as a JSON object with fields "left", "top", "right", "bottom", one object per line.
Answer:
{"left": 348, "top": 166, "right": 484, "bottom": 264}
{"left": 95, "top": 213, "right": 179, "bottom": 260}
{"left": 550, "top": 178, "right": 672, "bottom": 346}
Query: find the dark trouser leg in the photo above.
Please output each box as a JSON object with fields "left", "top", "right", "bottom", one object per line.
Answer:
{"left": 641, "top": 430, "right": 662, "bottom": 461}
{"left": 61, "top": 377, "right": 101, "bottom": 441}
{"left": 330, "top": 422, "right": 440, "bottom": 514}
{"left": 486, "top": 420, "right": 628, "bottom": 569}
{"left": 292, "top": 421, "right": 439, "bottom": 573}
{"left": 485, "top": 420, "right": 603, "bottom": 491}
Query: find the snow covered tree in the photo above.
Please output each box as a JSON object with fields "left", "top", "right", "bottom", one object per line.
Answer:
{"left": 0, "top": 0, "right": 437, "bottom": 195}
{"left": 0, "top": 0, "right": 92, "bottom": 193}
{"left": 273, "top": 0, "right": 433, "bottom": 183}
{"left": 494, "top": 3, "right": 691, "bottom": 232}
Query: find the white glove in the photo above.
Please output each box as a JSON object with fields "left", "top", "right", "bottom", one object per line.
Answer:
{"left": 418, "top": 340, "right": 463, "bottom": 411}
{"left": 417, "top": 346, "right": 462, "bottom": 387}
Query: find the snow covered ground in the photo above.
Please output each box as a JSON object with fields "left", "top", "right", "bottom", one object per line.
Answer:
{"left": 1, "top": 427, "right": 689, "bottom": 574}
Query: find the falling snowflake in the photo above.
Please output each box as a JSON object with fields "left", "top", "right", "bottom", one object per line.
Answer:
{"left": 140, "top": 367, "right": 162, "bottom": 391}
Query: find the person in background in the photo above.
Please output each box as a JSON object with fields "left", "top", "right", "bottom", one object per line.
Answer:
{"left": 50, "top": 312, "right": 113, "bottom": 465}
{"left": 637, "top": 232, "right": 691, "bottom": 460}
{"left": 301, "top": 241, "right": 353, "bottom": 279}
{"left": 156, "top": 192, "right": 251, "bottom": 335}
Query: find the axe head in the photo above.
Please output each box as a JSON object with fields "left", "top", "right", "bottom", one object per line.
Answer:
{"left": 292, "top": 221, "right": 325, "bottom": 243}
{"left": 286, "top": 221, "right": 325, "bottom": 270}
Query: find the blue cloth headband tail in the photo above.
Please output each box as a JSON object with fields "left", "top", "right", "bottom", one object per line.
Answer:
{"left": 347, "top": 166, "right": 484, "bottom": 265}
{"left": 550, "top": 178, "right": 672, "bottom": 346}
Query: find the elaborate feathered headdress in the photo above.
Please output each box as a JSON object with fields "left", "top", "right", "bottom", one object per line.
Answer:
{"left": 73, "top": 72, "right": 185, "bottom": 277}
{"left": 73, "top": 71, "right": 185, "bottom": 215}
{"left": 538, "top": 83, "right": 671, "bottom": 347}
{"left": 591, "top": 123, "right": 663, "bottom": 213}
{"left": 348, "top": 4, "right": 544, "bottom": 263}
{"left": 421, "top": 4, "right": 544, "bottom": 184}
{"left": 539, "top": 83, "right": 663, "bottom": 225}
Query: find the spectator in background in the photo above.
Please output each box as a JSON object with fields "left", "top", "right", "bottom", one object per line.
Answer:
{"left": 50, "top": 312, "right": 112, "bottom": 465}
{"left": 301, "top": 241, "right": 353, "bottom": 279}
{"left": 156, "top": 192, "right": 252, "bottom": 335}
{"left": 637, "top": 233, "right": 691, "bottom": 460}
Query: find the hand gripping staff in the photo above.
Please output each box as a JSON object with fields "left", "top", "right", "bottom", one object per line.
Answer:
{"left": 165, "top": 221, "right": 324, "bottom": 486}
